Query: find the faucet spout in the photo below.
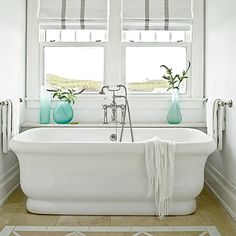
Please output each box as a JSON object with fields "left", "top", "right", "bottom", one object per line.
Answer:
{"left": 98, "top": 85, "right": 109, "bottom": 95}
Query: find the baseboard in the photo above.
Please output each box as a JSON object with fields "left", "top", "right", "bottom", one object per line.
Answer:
{"left": 0, "top": 164, "right": 20, "bottom": 206}
{"left": 205, "top": 162, "right": 236, "bottom": 221}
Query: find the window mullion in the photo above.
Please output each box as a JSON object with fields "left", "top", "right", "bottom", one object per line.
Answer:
{"left": 27, "top": 0, "right": 40, "bottom": 97}
{"left": 191, "top": 0, "right": 204, "bottom": 97}
{"left": 107, "top": 0, "right": 122, "bottom": 85}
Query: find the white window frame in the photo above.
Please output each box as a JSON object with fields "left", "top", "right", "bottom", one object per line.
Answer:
{"left": 39, "top": 42, "right": 108, "bottom": 92}
{"left": 121, "top": 42, "right": 192, "bottom": 97}
{"left": 26, "top": 0, "right": 204, "bottom": 99}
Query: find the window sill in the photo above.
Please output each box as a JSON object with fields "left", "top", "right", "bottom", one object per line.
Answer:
{"left": 21, "top": 122, "right": 206, "bottom": 129}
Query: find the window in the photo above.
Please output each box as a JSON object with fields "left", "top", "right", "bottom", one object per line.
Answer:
{"left": 44, "top": 47, "right": 104, "bottom": 92}
{"left": 27, "top": 0, "right": 204, "bottom": 98}
{"left": 40, "top": 28, "right": 107, "bottom": 92}
{"left": 39, "top": 30, "right": 106, "bottom": 92}
{"left": 122, "top": 30, "right": 191, "bottom": 93}
{"left": 125, "top": 46, "right": 188, "bottom": 93}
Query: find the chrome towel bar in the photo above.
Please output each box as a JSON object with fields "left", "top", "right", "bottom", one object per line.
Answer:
{"left": 204, "top": 98, "right": 233, "bottom": 108}
{"left": 221, "top": 99, "right": 233, "bottom": 108}
{"left": 0, "top": 98, "right": 23, "bottom": 106}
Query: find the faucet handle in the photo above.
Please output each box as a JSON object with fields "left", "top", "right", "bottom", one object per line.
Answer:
{"left": 102, "top": 104, "right": 109, "bottom": 124}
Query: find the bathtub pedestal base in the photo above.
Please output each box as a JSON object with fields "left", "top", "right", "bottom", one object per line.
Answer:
{"left": 27, "top": 198, "right": 196, "bottom": 216}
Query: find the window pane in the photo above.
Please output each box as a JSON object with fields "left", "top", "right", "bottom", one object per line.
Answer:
{"left": 44, "top": 47, "right": 104, "bottom": 92}
{"left": 123, "top": 31, "right": 156, "bottom": 42}
{"left": 76, "top": 30, "right": 91, "bottom": 42}
{"left": 155, "top": 31, "right": 170, "bottom": 42}
{"left": 123, "top": 31, "right": 140, "bottom": 42}
{"left": 61, "top": 30, "right": 76, "bottom": 42}
{"left": 171, "top": 31, "right": 185, "bottom": 42}
{"left": 140, "top": 31, "right": 155, "bottom": 42}
{"left": 91, "top": 30, "right": 107, "bottom": 42}
{"left": 126, "top": 47, "right": 187, "bottom": 93}
{"left": 46, "top": 30, "right": 60, "bottom": 42}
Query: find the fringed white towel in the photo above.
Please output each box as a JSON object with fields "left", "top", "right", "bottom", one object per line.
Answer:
{"left": 9, "top": 98, "right": 20, "bottom": 138}
{"left": 207, "top": 99, "right": 226, "bottom": 150}
{"left": 1, "top": 98, "right": 20, "bottom": 153}
{"left": 144, "top": 136, "right": 176, "bottom": 218}
{"left": 1, "top": 99, "right": 12, "bottom": 153}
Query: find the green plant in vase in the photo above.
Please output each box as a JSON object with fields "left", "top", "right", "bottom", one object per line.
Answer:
{"left": 160, "top": 61, "right": 191, "bottom": 124}
{"left": 52, "top": 88, "right": 85, "bottom": 124}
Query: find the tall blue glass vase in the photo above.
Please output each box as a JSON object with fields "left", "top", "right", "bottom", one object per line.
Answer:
{"left": 167, "top": 88, "right": 182, "bottom": 124}
{"left": 40, "top": 86, "right": 51, "bottom": 124}
{"left": 53, "top": 101, "right": 74, "bottom": 124}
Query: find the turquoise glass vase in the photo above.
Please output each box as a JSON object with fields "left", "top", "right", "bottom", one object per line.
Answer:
{"left": 40, "top": 86, "right": 51, "bottom": 124}
{"left": 167, "top": 88, "right": 182, "bottom": 124}
{"left": 53, "top": 101, "right": 74, "bottom": 124}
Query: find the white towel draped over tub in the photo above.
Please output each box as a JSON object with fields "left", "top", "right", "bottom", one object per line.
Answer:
{"left": 144, "top": 136, "right": 176, "bottom": 218}
{"left": 10, "top": 98, "right": 21, "bottom": 138}
{"left": 206, "top": 99, "right": 226, "bottom": 150}
{"left": 1, "top": 98, "right": 20, "bottom": 153}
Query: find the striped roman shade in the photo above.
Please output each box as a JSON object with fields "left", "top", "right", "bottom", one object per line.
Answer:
{"left": 123, "top": 0, "right": 193, "bottom": 30}
{"left": 39, "top": 0, "right": 108, "bottom": 30}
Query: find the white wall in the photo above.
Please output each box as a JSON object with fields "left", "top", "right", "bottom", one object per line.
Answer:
{"left": 205, "top": 0, "right": 236, "bottom": 220}
{"left": 0, "top": 0, "right": 26, "bottom": 205}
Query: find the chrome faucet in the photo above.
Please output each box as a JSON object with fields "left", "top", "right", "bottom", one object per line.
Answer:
{"left": 99, "top": 85, "right": 134, "bottom": 142}
{"left": 101, "top": 91, "right": 126, "bottom": 124}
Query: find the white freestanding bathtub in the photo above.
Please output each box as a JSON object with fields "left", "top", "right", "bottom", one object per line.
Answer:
{"left": 10, "top": 127, "right": 216, "bottom": 215}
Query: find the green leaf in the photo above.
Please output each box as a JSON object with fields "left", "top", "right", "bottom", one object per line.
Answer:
{"left": 160, "top": 65, "right": 171, "bottom": 71}
{"left": 161, "top": 61, "right": 191, "bottom": 92}
{"left": 162, "top": 75, "right": 170, "bottom": 80}
{"left": 51, "top": 87, "right": 83, "bottom": 103}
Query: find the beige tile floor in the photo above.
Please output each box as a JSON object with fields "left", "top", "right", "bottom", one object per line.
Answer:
{"left": 0, "top": 186, "right": 236, "bottom": 236}
{"left": 10, "top": 232, "right": 210, "bottom": 236}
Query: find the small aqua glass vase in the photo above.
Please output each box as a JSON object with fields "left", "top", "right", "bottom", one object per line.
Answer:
{"left": 167, "top": 88, "right": 182, "bottom": 124}
{"left": 53, "top": 101, "right": 74, "bottom": 124}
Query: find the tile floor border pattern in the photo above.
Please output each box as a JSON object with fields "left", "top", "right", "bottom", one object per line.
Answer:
{"left": 0, "top": 226, "right": 221, "bottom": 236}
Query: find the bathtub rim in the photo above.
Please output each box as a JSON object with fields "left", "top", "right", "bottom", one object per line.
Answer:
{"left": 14, "top": 127, "right": 212, "bottom": 143}
{"left": 10, "top": 127, "right": 217, "bottom": 155}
